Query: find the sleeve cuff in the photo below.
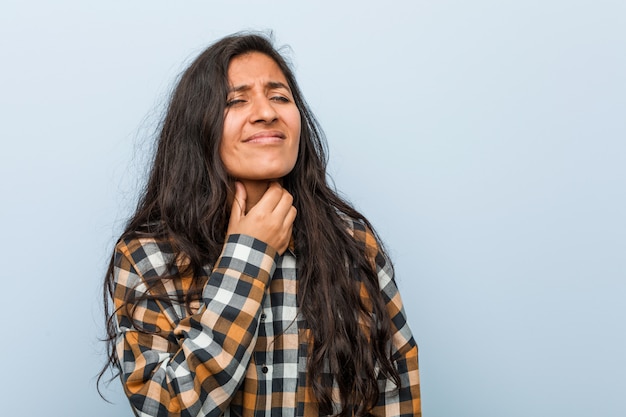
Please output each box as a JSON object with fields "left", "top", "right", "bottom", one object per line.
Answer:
{"left": 215, "top": 234, "right": 279, "bottom": 284}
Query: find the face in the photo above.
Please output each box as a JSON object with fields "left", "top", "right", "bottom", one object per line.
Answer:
{"left": 220, "top": 52, "right": 301, "bottom": 182}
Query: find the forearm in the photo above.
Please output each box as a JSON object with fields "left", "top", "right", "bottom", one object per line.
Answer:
{"left": 115, "top": 234, "right": 277, "bottom": 416}
{"left": 372, "top": 242, "right": 422, "bottom": 416}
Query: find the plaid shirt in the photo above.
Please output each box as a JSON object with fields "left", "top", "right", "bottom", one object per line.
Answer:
{"left": 112, "top": 218, "right": 421, "bottom": 416}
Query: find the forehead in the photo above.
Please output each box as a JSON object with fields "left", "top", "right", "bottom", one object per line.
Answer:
{"left": 227, "top": 52, "right": 289, "bottom": 86}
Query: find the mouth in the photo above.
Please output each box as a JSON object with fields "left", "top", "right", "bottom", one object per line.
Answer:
{"left": 243, "top": 130, "right": 286, "bottom": 143}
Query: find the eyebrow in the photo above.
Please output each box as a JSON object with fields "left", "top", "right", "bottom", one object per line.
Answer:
{"left": 228, "top": 81, "right": 291, "bottom": 93}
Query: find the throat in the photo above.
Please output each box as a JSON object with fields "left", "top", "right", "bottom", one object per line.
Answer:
{"left": 240, "top": 180, "right": 272, "bottom": 212}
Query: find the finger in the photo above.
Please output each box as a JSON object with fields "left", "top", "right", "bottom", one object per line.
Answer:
{"left": 273, "top": 189, "right": 295, "bottom": 218}
{"left": 283, "top": 205, "right": 297, "bottom": 229}
{"left": 278, "top": 222, "right": 295, "bottom": 255}
{"left": 251, "top": 181, "right": 283, "bottom": 212}
{"left": 230, "top": 181, "right": 247, "bottom": 220}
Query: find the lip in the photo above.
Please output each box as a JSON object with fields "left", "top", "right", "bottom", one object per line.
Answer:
{"left": 243, "top": 130, "right": 286, "bottom": 143}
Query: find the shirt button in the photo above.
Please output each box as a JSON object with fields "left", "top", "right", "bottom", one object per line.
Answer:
{"left": 260, "top": 313, "right": 266, "bottom": 321}
{"left": 261, "top": 365, "right": 269, "bottom": 374}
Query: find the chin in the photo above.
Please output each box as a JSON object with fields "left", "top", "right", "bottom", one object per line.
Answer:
{"left": 247, "top": 172, "right": 292, "bottom": 181}
{"left": 243, "top": 166, "right": 295, "bottom": 181}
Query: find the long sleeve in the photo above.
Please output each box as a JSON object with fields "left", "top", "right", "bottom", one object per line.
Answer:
{"left": 370, "top": 248, "right": 422, "bottom": 416}
{"left": 112, "top": 234, "right": 277, "bottom": 417}
{"left": 347, "top": 220, "right": 421, "bottom": 417}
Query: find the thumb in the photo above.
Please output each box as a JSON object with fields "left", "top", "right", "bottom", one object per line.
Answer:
{"left": 230, "top": 181, "right": 247, "bottom": 221}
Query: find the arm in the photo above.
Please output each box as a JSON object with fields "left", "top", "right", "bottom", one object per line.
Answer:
{"left": 370, "top": 248, "right": 422, "bottom": 416}
{"left": 114, "top": 182, "right": 296, "bottom": 416}
{"left": 114, "top": 234, "right": 276, "bottom": 417}
{"left": 344, "top": 217, "right": 421, "bottom": 416}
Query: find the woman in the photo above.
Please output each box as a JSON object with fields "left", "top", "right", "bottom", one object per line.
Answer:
{"left": 101, "top": 33, "right": 421, "bottom": 416}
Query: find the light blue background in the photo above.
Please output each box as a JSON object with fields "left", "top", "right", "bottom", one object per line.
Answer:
{"left": 1, "top": 1, "right": 624, "bottom": 416}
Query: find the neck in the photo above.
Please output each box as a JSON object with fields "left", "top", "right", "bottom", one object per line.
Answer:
{"left": 240, "top": 180, "right": 272, "bottom": 212}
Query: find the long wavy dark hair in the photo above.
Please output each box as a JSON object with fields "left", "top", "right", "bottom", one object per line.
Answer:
{"left": 100, "top": 32, "right": 400, "bottom": 416}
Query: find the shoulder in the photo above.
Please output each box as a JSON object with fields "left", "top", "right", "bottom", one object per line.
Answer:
{"left": 338, "top": 212, "right": 397, "bottom": 290}
{"left": 338, "top": 212, "right": 382, "bottom": 261}
{"left": 114, "top": 236, "right": 181, "bottom": 279}
{"left": 112, "top": 236, "right": 202, "bottom": 315}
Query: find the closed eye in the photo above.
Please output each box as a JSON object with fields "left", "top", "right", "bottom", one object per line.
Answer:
{"left": 226, "top": 99, "right": 246, "bottom": 107}
{"left": 271, "top": 95, "right": 290, "bottom": 103}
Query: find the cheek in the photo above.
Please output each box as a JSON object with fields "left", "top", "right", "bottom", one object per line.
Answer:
{"left": 290, "top": 110, "right": 302, "bottom": 140}
{"left": 221, "top": 115, "right": 235, "bottom": 144}
{"left": 290, "top": 116, "right": 301, "bottom": 158}
{"left": 218, "top": 136, "right": 237, "bottom": 174}
{"left": 220, "top": 114, "right": 239, "bottom": 163}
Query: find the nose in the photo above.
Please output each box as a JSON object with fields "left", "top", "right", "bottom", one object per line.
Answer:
{"left": 250, "top": 96, "right": 278, "bottom": 124}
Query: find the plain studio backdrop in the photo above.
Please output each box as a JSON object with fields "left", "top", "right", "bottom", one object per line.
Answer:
{"left": 1, "top": 1, "right": 624, "bottom": 416}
